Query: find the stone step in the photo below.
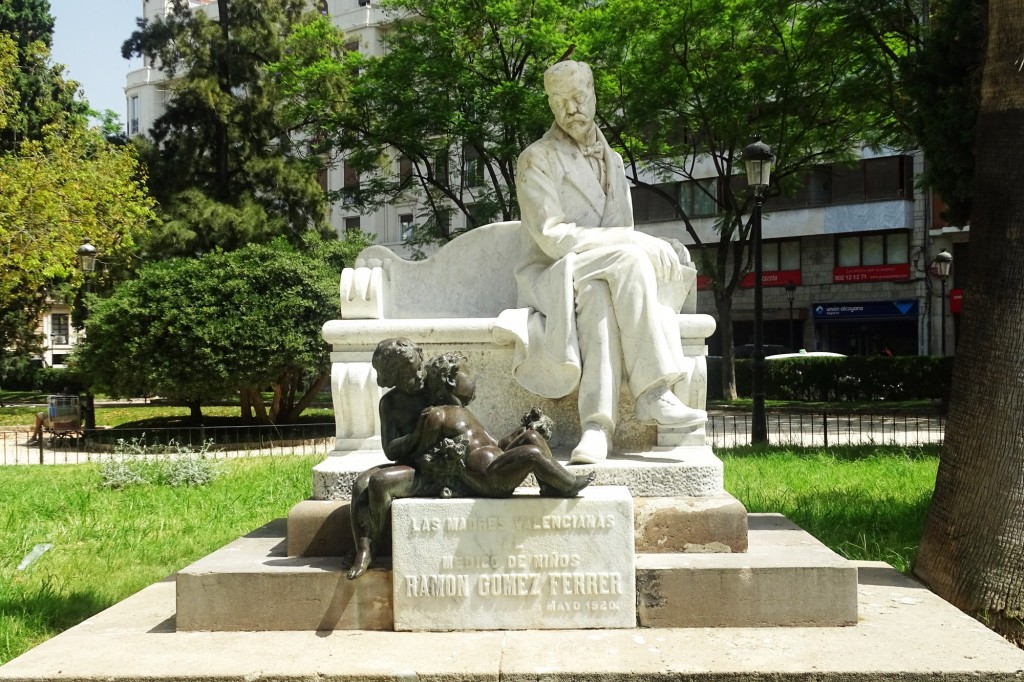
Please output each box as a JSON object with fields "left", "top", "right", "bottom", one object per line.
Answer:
{"left": 6, "top": 559, "right": 1024, "bottom": 682}
{"left": 287, "top": 492, "right": 749, "bottom": 558}
{"left": 175, "top": 513, "right": 856, "bottom": 632}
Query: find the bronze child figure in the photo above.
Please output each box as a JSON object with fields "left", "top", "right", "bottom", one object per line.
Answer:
{"left": 347, "top": 339, "right": 593, "bottom": 579}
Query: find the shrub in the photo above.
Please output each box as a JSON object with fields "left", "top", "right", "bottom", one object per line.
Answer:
{"left": 731, "top": 356, "right": 954, "bottom": 403}
{"left": 99, "top": 438, "right": 223, "bottom": 489}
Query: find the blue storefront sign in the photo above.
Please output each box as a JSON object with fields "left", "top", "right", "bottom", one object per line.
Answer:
{"left": 813, "top": 300, "right": 918, "bottom": 321}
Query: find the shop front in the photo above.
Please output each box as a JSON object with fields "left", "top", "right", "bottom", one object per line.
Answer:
{"left": 812, "top": 300, "right": 919, "bottom": 356}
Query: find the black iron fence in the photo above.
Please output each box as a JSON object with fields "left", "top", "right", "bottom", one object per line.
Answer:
{"left": 706, "top": 410, "right": 945, "bottom": 448}
{"left": 1, "top": 412, "right": 944, "bottom": 465}
{"left": 1, "top": 422, "right": 336, "bottom": 466}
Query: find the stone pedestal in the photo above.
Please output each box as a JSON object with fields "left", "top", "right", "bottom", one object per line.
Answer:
{"left": 286, "top": 492, "right": 749, "bottom": 559}
{"left": 391, "top": 487, "right": 637, "bottom": 631}
{"left": 313, "top": 444, "right": 722, "bottom": 501}
{"left": 174, "top": 513, "right": 856, "bottom": 632}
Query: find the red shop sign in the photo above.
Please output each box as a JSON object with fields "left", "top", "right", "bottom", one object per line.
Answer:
{"left": 832, "top": 263, "right": 910, "bottom": 284}
{"left": 739, "top": 269, "right": 803, "bottom": 289}
{"left": 949, "top": 288, "right": 964, "bottom": 314}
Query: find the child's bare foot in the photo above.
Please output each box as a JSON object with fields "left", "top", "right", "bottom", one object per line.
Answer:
{"left": 347, "top": 541, "right": 373, "bottom": 580}
{"left": 567, "top": 471, "right": 597, "bottom": 496}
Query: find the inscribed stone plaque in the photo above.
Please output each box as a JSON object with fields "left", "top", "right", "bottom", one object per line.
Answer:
{"left": 391, "top": 486, "right": 636, "bottom": 631}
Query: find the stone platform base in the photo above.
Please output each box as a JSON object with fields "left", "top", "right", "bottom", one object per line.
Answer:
{"left": 287, "top": 492, "right": 748, "bottom": 558}
{"left": 6, "top": 551, "right": 1024, "bottom": 682}
{"left": 175, "top": 513, "right": 853, "bottom": 632}
{"left": 313, "top": 445, "right": 723, "bottom": 500}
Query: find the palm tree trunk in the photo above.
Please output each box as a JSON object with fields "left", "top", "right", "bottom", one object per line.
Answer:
{"left": 913, "top": 0, "right": 1024, "bottom": 645}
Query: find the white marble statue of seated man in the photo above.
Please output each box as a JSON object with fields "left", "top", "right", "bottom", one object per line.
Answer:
{"left": 508, "top": 59, "right": 706, "bottom": 464}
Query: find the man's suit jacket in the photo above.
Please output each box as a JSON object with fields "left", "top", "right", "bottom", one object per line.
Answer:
{"left": 501, "top": 123, "right": 637, "bottom": 399}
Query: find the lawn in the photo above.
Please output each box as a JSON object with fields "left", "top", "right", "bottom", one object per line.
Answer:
{"left": 0, "top": 445, "right": 940, "bottom": 666}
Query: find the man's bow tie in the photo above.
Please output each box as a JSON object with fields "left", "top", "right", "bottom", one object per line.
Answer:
{"left": 581, "top": 142, "right": 604, "bottom": 160}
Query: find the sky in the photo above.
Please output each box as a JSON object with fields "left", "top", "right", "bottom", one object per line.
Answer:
{"left": 49, "top": 0, "right": 145, "bottom": 121}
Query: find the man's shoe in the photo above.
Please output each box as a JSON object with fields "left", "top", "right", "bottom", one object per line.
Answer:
{"left": 570, "top": 423, "right": 610, "bottom": 464}
{"left": 25, "top": 438, "right": 40, "bottom": 446}
{"left": 635, "top": 386, "right": 706, "bottom": 426}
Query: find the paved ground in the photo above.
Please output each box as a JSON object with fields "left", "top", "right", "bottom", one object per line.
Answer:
{"left": 1, "top": 560, "right": 1022, "bottom": 681}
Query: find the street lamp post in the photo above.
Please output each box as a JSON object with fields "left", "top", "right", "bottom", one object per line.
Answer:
{"left": 932, "top": 249, "right": 953, "bottom": 356}
{"left": 77, "top": 238, "right": 97, "bottom": 432}
{"left": 785, "top": 282, "right": 797, "bottom": 350}
{"left": 742, "top": 135, "right": 774, "bottom": 445}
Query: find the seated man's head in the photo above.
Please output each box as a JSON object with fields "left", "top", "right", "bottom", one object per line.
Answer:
{"left": 372, "top": 338, "right": 424, "bottom": 393}
{"left": 425, "top": 352, "right": 476, "bottom": 407}
{"left": 544, "top": 61, "right": 596, "bottom": 144}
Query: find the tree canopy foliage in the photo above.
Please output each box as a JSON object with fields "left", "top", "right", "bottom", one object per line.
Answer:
{"left": 0, "top": 6, "right": 154, "bottom": 367}
{"left": 0, "top": 0, "right": 87, "bottom": 152}
{"left": 327, "top": 0, "right": 581, "bottom": 254}
{"left": 122, "top": 0, "right": 352, "bottom": 257}
{"left": 902, "top": 0, "right": 985, "bottom": 226}
{"left": 582, "top": 0, "right": 904, "bottom": 396}
{"left": 72, "top": 234, "right": 371, "bottom": 424}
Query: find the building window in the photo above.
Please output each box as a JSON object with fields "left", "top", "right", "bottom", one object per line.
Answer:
{"left": 344, "top": 217, "right": 361, "bottom": 233}
{"left": 435, "top": 210, "right": 451, "bottom": 236}
{"left": 762, "top": 240, "right": 801, "bottom": 272}
{"left": 681, "top": 178, "right": 718, "bottom": 218}
{"left": 343, "top": 160, "right": 359, "bottom": 206}
{"left": 50, "top": 314, "right": 70, "bottom": 346}
{"left": 129, "top": 96, "right": 139, "bottom": 135}
{"left": 835, "top": 231, "right": 909, "bottom": 267}
{"left": 400, "top": 213, "right": 414, "bottom": 241}
{"left": 398, "top": 156, "right": 413, "bottom": 187}
{"left": 462, "top": 144, "right": 484, "bottom": 188}
{"left": 831, "top": 156, "right": 913, "bottom": 204}
{"left": 434, "top": 153, "right": 450, "bottom": 186}
{"left": 631, "top": 182, "right": 679, "bottom": 224}
{"left": 465, "top": 202, "right": 494, "bottom": 228}
{"left": 770, "top": 167, "right": 832, "bottom": 210}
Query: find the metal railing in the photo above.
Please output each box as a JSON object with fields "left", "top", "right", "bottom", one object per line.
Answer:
{"left": 706, "top": 411, "right": 945, "bottom": 448}
{"left": 1, "top": 422, "right": 336, "bottom": 466}
{"left": 2, "top": 412, "right": 945, "bottom": 465}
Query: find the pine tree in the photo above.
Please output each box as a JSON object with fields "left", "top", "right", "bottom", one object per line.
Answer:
{"left": 122, "top": 0, "right": 351, "bottom": 256}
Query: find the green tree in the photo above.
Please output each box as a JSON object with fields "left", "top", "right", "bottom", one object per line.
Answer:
{"left": 0, "top": 0, "right": 88, "bottom": 151}
{"left": 901, "top": 0, "right": 985, "bottom": 226}
{"left": 0, "top": 121, "right": 154, "bottom": 363}
{"left": 914, "top": 0, "right": 1024, "bottom": 645}
{"left": 72, "top": 235, "right": 371, "bottom": 424}
{"left": 121, "top": 0, "right": 351, "bottom": 257}
{"left": 585, "top": 0, "right": 906, "bottom": 398}
{"left": 330, "top": 0, "right": 580, "bottom": 254}
{"left": 0, "top": 33, "right": 17, "bottom": 127}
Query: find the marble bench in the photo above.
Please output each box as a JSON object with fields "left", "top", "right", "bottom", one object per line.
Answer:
{"left": 322, "top": 222, "right": 715, "bottom": 456}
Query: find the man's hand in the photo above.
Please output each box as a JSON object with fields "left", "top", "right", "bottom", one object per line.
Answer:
{"left": 631, "top": 231, "right": 684, "bottom": 281}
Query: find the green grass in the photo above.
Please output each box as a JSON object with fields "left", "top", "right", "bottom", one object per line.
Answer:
{"left": 0, "top": 454, "right": 322, "bottom": 664}
{"left": 722, "top": 444, "right": 939, "bottom": 572}
{"left": 0, "top": 445, "right": 939, "bottom": 666}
